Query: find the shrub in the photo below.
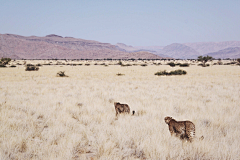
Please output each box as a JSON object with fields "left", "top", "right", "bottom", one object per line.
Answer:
{"left": 141, "top": 64, "right": 147, "bottom": 67}
{"left": 153, "top": 63, "right": 162, "bottom": 65}
{"left": 36, "top": 64, "right": 42, "bottom": 66}
{"left": 85, "top": 64, "right": 90, "bottom": 66}
{"left": 10, "top": 65, "right": 16, "bottom": 67}
{"left": 155, "top": 69, "right": 187, "bottom": 76}
{"left": 197, "top": 56, "right": 212, "bottom": 67}
{"left": 217, "top": 61, "right": 223, "bottom": 65}
{"left": 198, "top": 63, "right": 210, "bottom": 67}
{"left": 167, "top": 62, "right": 175, "bottom": 67}
{"left": 0, "top": 58, "right": 11, "bottom": 65}
{"left": 154, "top": 70, "right": 169, "bottom": 76}
{"left": 0, "top": 64, "right": 6, "bottom": 68}
{"left": 237, "top": 58, "right": 240, "bottom": 64}
{"left": 179, "top": 63, "right": 189, "bottom": 67}
{"left": 169, "top": 69, "right": 187, "bottom": 75}
{"left": 57, "top": 71, "right": 68, "bottom": 77}
{"left": 231, "top": 61, "right": 237, "bottom": 64}
{"left": 223, "top": 61, "right": 237, "bottom": 65}
{"left": 117, "top": 60, "right": 123, "bottom": 65}
{"left": 25, "top": 65, "right": 39, "bottom": 71}
{"left": 121, "top": 64, "right": 132, "bottom": 67}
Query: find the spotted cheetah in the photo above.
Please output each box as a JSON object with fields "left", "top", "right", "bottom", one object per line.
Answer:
{"left": 164, "top": 116, "right": 195, "bottom": 142}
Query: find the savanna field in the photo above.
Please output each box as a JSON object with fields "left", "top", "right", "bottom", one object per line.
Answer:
{"left": 0, "top": 60, "right": 239, "bottom": 160}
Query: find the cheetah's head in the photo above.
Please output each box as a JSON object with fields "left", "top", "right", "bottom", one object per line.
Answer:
{"left": 114, "top": 102, "right": 120, "bottom": 106}
{"left": 164, "top": 116, "right": 172, "bottom": 124}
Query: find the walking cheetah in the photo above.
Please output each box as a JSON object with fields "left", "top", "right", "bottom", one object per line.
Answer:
{"left": 164, "top": 116, "right": 195, "bottom": 142}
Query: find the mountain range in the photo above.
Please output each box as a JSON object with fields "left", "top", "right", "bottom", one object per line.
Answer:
{"left": 121, "top": 42, "right": 240, "bottom": 59}
{"left": 0, "top": 33, "right": 240, "bottom": 59}
{"left": 0, "top": 34, "right": 163, "bottom": 60}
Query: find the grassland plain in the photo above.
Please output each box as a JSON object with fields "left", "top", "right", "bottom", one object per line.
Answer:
{"left": 0, "top": 60, "right": 239, "bottom": 159}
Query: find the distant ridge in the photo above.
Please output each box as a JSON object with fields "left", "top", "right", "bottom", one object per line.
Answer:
{"left": 1, "top": 33, "right": 239, "bottom": 59}
{"left": 0, "top": 34, "right": 164, "bottom": 60}
{"left": 204, "top": 47, "right": 240, "bottom": 59}
{"left": 117, "top": 41, "right": 240, "bottom": 59}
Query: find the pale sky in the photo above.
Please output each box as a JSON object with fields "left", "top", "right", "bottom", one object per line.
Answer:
{"left": 0, "top": 0, "right": 240, "bottom": 46}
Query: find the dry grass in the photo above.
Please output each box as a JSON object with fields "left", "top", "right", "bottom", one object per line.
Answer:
{"left": 0, "top": 60, "right": 239, "bottom": 159}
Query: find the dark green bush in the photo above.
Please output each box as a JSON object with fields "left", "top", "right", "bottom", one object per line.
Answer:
{"left": 10, "top": 65, "right": 16, "bottom": 67}
{"left": 230, "top": 61, "right": 237, "bottom": 64}
{"left": 141, "top": 64, "right": 147, "bottom": 67}
{"left": 25, "top": 65, "right": 39, "bottom": 71}
{"left": 153, "top": 63, "right": 162, "bottom": 65}
{"left": 0, "top": 58, "right": 11, "bottom": 65}
{"left": 223, "top": 63, "right": 235, "bottom": 65}
{"left": 155, "top": 69, "right": 187, "bottom": 76}
{"left": 169, "top": 69, "right": 187, "bottom": 75}
{"left": 179, "top": 63, "right": 189, "bottom": 67}
{"left": 167, "top": 62, "right": 176, "bottom": 67}
{"left": 198, "top": 63, "right": 210, "bottom": 67}
{"left": 36, "top": 64, "right": 42, "bottom": 66}
{"left": 154, "top": 70, "right": 169, "bottom": 76}
{"left": 0, "top": 64, "right": 6, "bottom": 68}
{"left": 85, "top": 64, "right": 90, "bottom": 66}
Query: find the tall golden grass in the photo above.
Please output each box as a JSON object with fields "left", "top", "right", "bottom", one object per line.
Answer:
{"left": 0, "top": 60, "right": 239, "bottom": 159}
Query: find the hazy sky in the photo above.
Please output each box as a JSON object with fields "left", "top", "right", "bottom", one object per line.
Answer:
{"left": 0, "top": 0, "right": 240, "bottom": 46}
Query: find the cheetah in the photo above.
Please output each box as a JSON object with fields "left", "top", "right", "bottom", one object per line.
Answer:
{"left": 114, "top": 102, "right": 130, "bottom": 117}
{"left": 164, "top": 116, "right": 195, "bottom": 142}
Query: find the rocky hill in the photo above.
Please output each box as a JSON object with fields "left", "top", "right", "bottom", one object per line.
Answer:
{"left": 158, "top": 43, "right": 200, "bottom": 59}
{"left": 0, "top": 34, "right": 164, "bottom": 59}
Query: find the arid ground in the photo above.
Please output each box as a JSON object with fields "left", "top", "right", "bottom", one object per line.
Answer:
{"left": 0, "top": 60, "right": 239, "bottom": 159}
